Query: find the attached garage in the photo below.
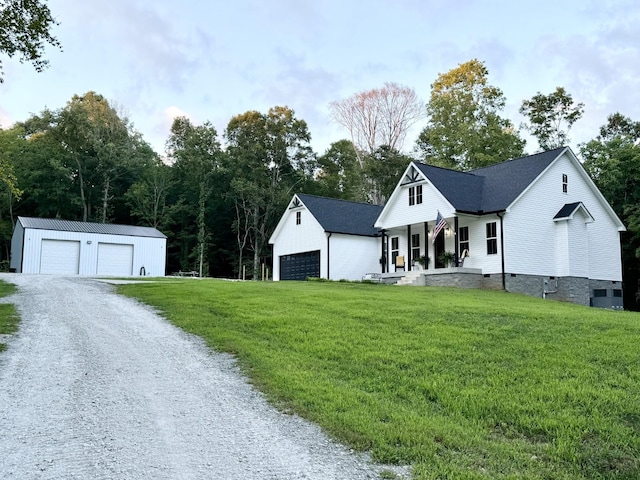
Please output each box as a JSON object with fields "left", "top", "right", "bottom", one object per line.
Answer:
{"left": 280, "top": 250, "right": 320, "bottom": 280}
{"left": 269, "top": 194, "right": 383, "bottom": 281}
{"left": 10, "top": 217, "right": 166, "bottom": 277}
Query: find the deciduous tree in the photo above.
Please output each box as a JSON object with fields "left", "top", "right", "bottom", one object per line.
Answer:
{"left": 166, "top": 117, "right": 223, "bottom": 277}
{"left": 0, "top": 0, "right": 61, "bottom": 82}
{"left": 520, "top": 86, "right": 584, "bottom": 150}
{"left": 364, "top": 145, "right": 413, "bottom": 203}
{"left": 315, "top": 140, "right": 367, "bottom": 201}
{"left": 225, "top": 106, "right": 314, "bottom": 279}
{"left": 582, "top": 113, "right": 640, "bottom": 308}
{"left": 416, "top": 59, "right": 525, "bottom": 170}
{"left": 330, "top": 82, "right": 424, "bottom": 203}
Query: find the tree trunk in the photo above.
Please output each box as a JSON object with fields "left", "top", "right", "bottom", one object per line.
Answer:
{"left": 197, "top": 182, "right": 207, "bottom": 278}
{"left": 75, "top": 156, "right": 88, "bottom": 222}
{"left": 101, "top": 176, "right": 110, "bottom": 223}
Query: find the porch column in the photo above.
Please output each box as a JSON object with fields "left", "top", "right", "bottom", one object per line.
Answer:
{"left": 454, "top": 216, "right": 459, "bottom": 266}
{"left": 407, "top": 224, "right": 412, "bottom": 271}
{"left": 424, "top": 222, "right": 429, "bottom": 270}
{"left": 381, "top": 230, "right": 386, "bottom": 273}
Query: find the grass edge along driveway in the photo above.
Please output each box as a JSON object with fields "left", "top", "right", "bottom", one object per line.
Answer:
{"left": 119, "top": 279, "right": 640, "bottom": 480}
{"left": 0, "top": 280, "right": 18, "bottom": 352}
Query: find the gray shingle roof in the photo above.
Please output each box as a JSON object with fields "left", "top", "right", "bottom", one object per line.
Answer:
{"left": 415, "top": 148, "right": 565, "bottom": 213}
{"left": 18, "top": 217, "right": 167, "bottom": 238}
{"left": 554, "top": 202, "right": 583, "bottom": 219}
{"left": 296, "top": 194, "right": 383, "bottom": 237}
{"left": 553, "top": 202, "right": 593, "bottom": 221}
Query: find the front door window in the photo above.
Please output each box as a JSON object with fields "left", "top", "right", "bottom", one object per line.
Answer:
{"left": 434, "top": 230, "right": 445, "bottom": 268}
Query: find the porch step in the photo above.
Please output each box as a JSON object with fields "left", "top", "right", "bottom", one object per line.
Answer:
{"left": 396, "top": 271, "right": 422, "bottom": 286}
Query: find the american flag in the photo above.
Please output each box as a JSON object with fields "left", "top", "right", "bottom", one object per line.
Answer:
{"left": 432, "top": 211, "right": 448, "bottom": 244}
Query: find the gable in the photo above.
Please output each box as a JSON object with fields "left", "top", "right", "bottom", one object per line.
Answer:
{"left": 553, "top": 202, "right": 594, "bottom": 223}
{"left": 270, "top": 194, "right": 383, "bottom": 245}
{"left": 375, "top": 162, "right": 456, "bottom": 228}
{"left": 507, "top": 149, "right": 625, "bottom": 231}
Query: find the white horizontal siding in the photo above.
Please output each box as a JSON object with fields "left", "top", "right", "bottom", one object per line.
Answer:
{"left": 459, "top": 217, "right": 503, "bottom": 273}
{"left": 328, "top": 234, "right": 380, "bottom": 281}
{"left": 504, "top": 152, "right": 622, "bottom": 281}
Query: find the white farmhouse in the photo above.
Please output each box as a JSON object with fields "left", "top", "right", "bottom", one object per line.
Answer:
{"left": 11, "top": 217, "right": 167, "bottom": 276}
{"left": 270, "top": 147, "right": 626, "bottom": 308}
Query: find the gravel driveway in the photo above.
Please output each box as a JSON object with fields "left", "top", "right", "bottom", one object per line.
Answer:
{"left": 0, "top": 274, "right": 407, "bottom": 479}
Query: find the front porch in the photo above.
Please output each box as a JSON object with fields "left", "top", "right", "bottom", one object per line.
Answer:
{"left": 368, "top": 267, "right": 494, "bottom": 289}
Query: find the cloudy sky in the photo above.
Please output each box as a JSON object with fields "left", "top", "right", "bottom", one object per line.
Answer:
{"left": 1, "top": 0, "right": 639, "bottom": 157}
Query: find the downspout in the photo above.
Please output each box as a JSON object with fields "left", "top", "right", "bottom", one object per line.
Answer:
{"left": 327, "top": 232, "right": 332, "bottom": 280}
{"left": 497, "top": 211, "right": 506, "bottom": 291}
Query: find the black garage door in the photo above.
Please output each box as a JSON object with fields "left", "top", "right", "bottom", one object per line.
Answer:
{"left": 280, "top": 250, "right": 320, "bottom": 280}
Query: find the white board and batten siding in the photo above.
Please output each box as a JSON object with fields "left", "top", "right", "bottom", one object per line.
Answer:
{"left": 10, "top": 217, "right": 166, "bottom": 277}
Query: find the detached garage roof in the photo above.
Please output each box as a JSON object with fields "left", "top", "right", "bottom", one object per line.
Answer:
{"left": 17, "top": 217, "right": 167, "bottom": 239}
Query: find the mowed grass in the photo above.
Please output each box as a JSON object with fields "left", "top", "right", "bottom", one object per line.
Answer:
{"left": 0, "top": 280, "right": 18, "bottom": 352}
{"left": 118, "top": 279, "right": 640, "bottom": 479}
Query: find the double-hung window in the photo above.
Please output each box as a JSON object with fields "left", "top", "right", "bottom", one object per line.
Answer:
{"left": 486, "top": 222, "right": 497, "bottom": 255}
{"left": 411, "top": 234, "right": 420, "bottom": 263}
{"left": 409, "top": 185, "right": 423, "bottom": 206}
{"left": 391, "top": 237, "right": 399, "bottom": 264}
{"left": 296, "top": 211, "right": 301, "bottom": 225}
{"left": 459, "top": 226, "right": 469, "bottom": 254}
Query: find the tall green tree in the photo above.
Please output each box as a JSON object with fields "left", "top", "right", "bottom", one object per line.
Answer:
{"left": 520, "top": 86, "right": 584, "bottom": 150}
{"left": 12, "top": 92, "right": 155, "bottom": 224}
{"left": 225, "top": 106, "right": 315, "bottom": 279}
{"left": 50, "top": 92, "right": 153, "bottom": 223}
{"left": 0, "top": 126, "right": 23, "bottom": 200}
{"left": 416, "top": 59, "right": 525, "bottom": 170}
{"left": 364, "top": 145, "right": 413, "bottom": 203}
{"left": 165, "top": 116, "right": 224, "bottom": 276}
{"left": 581, "top": 113, "right": 640, "bottom": 308}
{"left": 0, "top": 0, "right": 61, "bottom": 82}
{"left": 315, "top": 140, "right": 367, "bottom": 201}
{"left": 2, "top": 122, "right": 76, "bottom": 221}
{"left": 125, "top": 160, "right": 173, "bottom": 229}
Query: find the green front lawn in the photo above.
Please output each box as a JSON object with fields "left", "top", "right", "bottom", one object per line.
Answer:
{"left": 119, "top": 279, "right": 640, "bottom": 479}
{"left": 0, "top": 280, "right": 18, "bottom": 352}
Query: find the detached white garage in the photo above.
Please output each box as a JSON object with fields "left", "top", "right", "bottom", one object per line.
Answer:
{"left": 10, "top": 217, "right": 167, "bottom": 276}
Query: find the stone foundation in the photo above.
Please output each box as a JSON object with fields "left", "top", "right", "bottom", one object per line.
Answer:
{"left": 384, "top": 269, "right": 624, "bottom": 308}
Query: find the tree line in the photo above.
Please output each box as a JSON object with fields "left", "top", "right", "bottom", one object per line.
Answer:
{"left": 1, "top": 56, "right": 639, "bottom": 306}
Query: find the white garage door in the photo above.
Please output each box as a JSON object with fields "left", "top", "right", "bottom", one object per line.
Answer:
{"left": 97, "top": 243, "right": 133, "bottom": 276}
{"left": 40, "top": 239, "right": 81, "bottom": 275}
